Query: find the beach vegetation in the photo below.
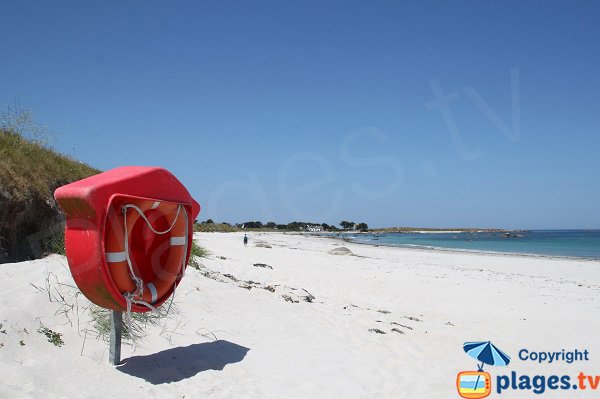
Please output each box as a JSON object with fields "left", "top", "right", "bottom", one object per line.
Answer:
{"left": 193, "top": 219, "right": 366, "bottom": 233}
{"left": 88, "top": 301, "right": 180, "bottom": 343}
{"left": 188, "top": 241, "right": 209, "bottom": 269}
{"left": 356, "top": 222, "right": 368, "bottom": 232}
{"left": 44, "top": 227, "right": 66, "bottom": 255}
{"left": 37, "top": 325, "right": 64, "bottom": 347}
{"left": 194, "top": 222, "right": 240, "bottom": 232}
{"left": 340, "top": 221, "right": 355, "bottom": 230}
{"left": 242, "top": 221, "right": 263, "bottom": 229}
{"left": 0, "top": 105, "right": 99, "bottom": 261}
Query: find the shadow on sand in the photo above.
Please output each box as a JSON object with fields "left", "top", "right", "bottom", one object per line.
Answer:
{"left": 116, "top": 340, "right": 250, "bottom": 384}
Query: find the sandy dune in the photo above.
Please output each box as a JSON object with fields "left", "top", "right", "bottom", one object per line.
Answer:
{"left": 1, "top": 232, "right": 599, "bottom": 398}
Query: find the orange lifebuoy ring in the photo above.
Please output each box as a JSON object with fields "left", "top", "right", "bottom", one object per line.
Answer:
{"left": 54, "top": 167, "right": 200, "bottom": 312}
{"left": 104, "top": 197, "right": 188, "bottom": 307}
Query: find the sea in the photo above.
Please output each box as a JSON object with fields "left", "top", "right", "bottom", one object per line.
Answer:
{"left": 341, "top": 230, "right": 600, "bottom": 260}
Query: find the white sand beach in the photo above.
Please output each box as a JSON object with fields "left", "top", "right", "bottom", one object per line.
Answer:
{"left": 2, "top": 232, "right": 600, "bottom": 398}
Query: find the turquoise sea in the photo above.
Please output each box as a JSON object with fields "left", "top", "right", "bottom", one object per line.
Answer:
{"left": 343, "top": 230, "right": 600, "bottom": 259}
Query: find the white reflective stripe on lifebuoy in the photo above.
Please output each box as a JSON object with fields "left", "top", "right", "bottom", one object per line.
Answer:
{"left": 170, "top": 236, "right": 186, "bottom": 246}
{"left": 151, "top": 201, "right": 160, "bottom": 209}
{"left": 106, "top": 252, "right": 127, "bottom": 263}
{"left": 147, "top": 282, "right": 158, "bottom": 304}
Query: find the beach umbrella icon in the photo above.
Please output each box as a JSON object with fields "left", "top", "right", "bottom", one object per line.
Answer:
{"left": 462, "top": 341, "right": 510, "bottom": 396}
{"left": 463, "top": 341, "right": 511, "bottom": 370}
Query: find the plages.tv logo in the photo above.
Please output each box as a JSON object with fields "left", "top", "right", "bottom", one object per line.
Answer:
{"left": 456, "top": 341, "right": 511, "bottom": 398}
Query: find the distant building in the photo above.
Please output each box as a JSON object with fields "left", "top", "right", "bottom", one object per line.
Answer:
{"left": 307, "top": 225, "right": 322, "bottom": 232}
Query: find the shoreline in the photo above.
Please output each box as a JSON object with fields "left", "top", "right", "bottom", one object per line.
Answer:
{"left": 286, "top": 232, "right": 600, "bottom": 262}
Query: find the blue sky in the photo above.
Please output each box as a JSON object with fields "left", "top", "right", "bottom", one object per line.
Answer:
{"left": 2, "top": 1, "right": 599, "bottom": 229}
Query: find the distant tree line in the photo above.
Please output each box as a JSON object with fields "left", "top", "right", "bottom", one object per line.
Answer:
{"left": 197, "top": 219, "right": 232, "bottom": 226}
{"left": 339, "top": 221, "right": 368, "bottom": 232}
{"left": 196, "top": 220, "right": 369, "bottom": 232}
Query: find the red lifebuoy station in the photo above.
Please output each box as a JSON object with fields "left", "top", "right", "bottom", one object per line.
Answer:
{"left": 54, "top": 166, "right": 200, "bottom": 313}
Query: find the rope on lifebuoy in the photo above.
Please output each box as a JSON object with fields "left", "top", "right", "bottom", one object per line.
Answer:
{"left": 120, "top": 203, "right": 188, "bottom": 350}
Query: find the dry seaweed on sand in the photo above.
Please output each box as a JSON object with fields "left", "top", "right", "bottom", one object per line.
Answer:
{"left": 253, "top": 263, "right": 273, "bottom": 269}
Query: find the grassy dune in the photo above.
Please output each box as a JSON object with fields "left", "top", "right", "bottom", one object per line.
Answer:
{"left": 0, "top": 129, "right": 98, "bottom": 198}
{"left": 193, "top": 223, "right": 240, "bottom": 233}
{"left": 0, "top": 129, "right": 99, "bottom": 261}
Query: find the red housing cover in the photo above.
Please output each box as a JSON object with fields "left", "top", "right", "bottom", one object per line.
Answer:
{"left": 54, "top": 166, "right": 200, "bottom": 311}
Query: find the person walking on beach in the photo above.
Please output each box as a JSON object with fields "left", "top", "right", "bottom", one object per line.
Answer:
{"left": 243, "top": 234, "right": 248, "bottom": 247}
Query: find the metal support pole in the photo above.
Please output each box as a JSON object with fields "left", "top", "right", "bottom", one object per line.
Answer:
{"left": 109, "top": 310, "right": 122, "bottom": 365}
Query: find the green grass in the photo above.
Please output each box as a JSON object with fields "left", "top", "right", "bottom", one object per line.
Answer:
{"left": 37, "top": 326, "right": 64, "bottom": 347}
{"left": 0, "top": 122, "right": 99, "bottom": 260}
{"left": 0, "top": 129, "right": 99, "bottom": 200}
{"left": 188, "top": 241, "right": 209, "bottom": 270}
{"left": 193, "top": 223, "right": 240, "bottom": 233}
{"left": 45, "top": 227, "right": 66, "bottom": 255}
{"left": 89, "top": 302, "right": 180, "bottom": 342}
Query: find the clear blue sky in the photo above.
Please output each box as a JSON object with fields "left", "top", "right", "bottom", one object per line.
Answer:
{"left": 2, "top": 1, "right": 599, "bottom": 229}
